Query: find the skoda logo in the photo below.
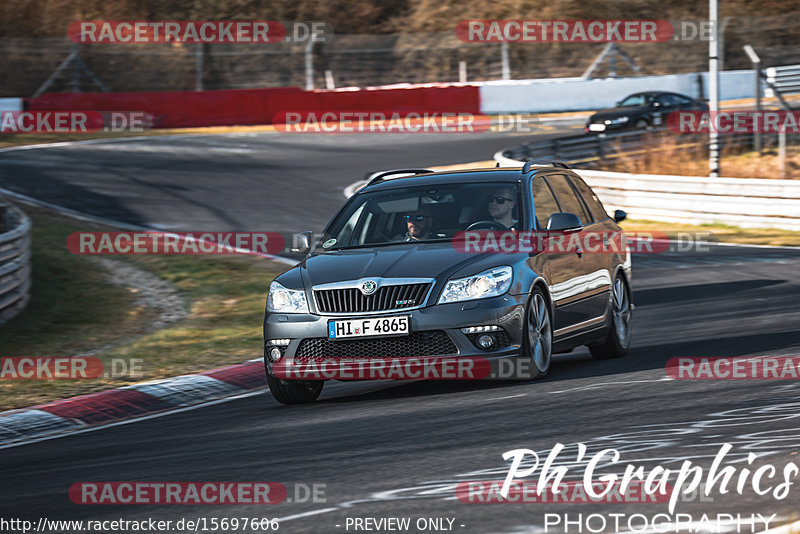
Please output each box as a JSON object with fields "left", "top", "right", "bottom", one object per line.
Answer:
{"left": 360, "top": 280, "right": 378, "bottom": 295}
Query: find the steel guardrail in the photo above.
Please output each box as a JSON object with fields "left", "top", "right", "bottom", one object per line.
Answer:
{"left": 766, "top": 64, "right": 800, "bottom": 95}
{"left": 500, "top": 128, "right": 761, "bottom": 169}
{"left": 0, "top": 201, "right": 32, "bottom": 325}
{"left": 495, "top": 130, "right": 800, "bottom": 231}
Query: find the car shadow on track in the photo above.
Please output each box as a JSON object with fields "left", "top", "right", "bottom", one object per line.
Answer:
{"left": 314, "top": 332, "right": 800, "bottom": 405}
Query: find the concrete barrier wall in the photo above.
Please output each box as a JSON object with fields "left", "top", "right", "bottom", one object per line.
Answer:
{"left": 0, "top": 98, "right": 23, "bottom": 112}
{"left": 19, "top": 70, "right": 757, "bottom": 128}
{"left": 480, "top": 70, "right": 756, "bottom": 113}
{"left": 578, "top": 169, "right": 800, "bottom": 231}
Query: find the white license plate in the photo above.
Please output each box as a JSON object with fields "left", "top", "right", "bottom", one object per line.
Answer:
{"left": 328, "top": 315, "right": 410, "bottom": 339}
{"left": 588, "top": 123, "right": 606, "bottom": 131}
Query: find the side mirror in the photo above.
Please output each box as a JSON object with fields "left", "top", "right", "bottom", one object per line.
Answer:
{"left": 547, "top": 213, "right": 583, "bottom": 233}
{"left": 291, "top": 231, "right": 314, "bottom": 254}
{"left": 613, "top": 210, "right": 627, "bottom": 223}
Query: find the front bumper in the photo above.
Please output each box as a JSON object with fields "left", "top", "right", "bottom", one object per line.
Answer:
{"left": 264, "top": 293, "right": 528, "bottom": 375}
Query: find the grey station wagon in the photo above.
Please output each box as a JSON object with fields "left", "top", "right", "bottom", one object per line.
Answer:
{"left": 263, "top": 163, "right": 633, "bottom": 404}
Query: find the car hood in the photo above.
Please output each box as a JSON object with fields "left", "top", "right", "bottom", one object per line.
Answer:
{"left": 589, "top": 106, "right": 645, "bottom": 121}
{"left": 278, "top": 242, "right": 499, "bottom": 289}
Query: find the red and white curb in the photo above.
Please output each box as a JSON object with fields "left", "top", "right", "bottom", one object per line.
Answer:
{"left": 0, "top": 359, "right": 267, "bottom": 448}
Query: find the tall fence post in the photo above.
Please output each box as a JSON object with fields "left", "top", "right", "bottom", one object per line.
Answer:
{"left": 743, "top": 45, "right": 762, "bottom": 154}
{"left": 194, "top": 43, "right": 206, "bottom": 91}
{"left": 708, "top": 0, "right": 721, "bottom": 177}
{"left": 459, "top": 61, "right": 467, "bottom": 83}
{"left": 778, "top": 130, "right": 787, "bottom": 178}
{"left": 305, "top": 38, "right": 315, "bottom": 90}
{"left": 70, "top": 44, "right": 81, "bottom": 92}
{"left": 195, "top": 43, "right": 205, "bottom": 92}
{"left": 501, "top": 42, "right": 510, "bottom": 80}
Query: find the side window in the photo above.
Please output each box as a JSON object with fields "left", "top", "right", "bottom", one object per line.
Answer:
{"left": 544, "top": 174, "right": 590, "bottom": 225}
{"left": 656, "top": 94, "right": 679, "bottom": 107}
{"left": 532, "top": 177, "right": 560, "bottom": 229}
{"left": 568, "top": 174, "right": 609, "bottom": 222}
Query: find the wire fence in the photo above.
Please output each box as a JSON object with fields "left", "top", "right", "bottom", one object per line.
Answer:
{"left": 2, "top": 13, "right": 800, "bottom": 97}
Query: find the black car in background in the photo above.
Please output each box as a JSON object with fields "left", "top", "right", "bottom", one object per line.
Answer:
{"left": 585, "top": 91, "right": 708, "bottom": 133}
{"left": 263, "top": 164, "right": 633, "bottom": 404}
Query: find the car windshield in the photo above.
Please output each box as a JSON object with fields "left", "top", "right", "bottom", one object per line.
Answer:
{"left": 618, "top": 94, "right": 650, "bottom": 107}
{"left": 320, "top": 181, "right": 522, "bottom": 250}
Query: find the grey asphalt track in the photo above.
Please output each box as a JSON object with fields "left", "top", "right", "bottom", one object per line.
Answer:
{"left": 1, "top": 129, "right": 800, "bottom": 533}
{"left": 0, "top": 131, "right": 573, "bottom": 233}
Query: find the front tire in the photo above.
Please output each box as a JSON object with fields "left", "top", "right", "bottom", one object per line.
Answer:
{"left": 523, "top": 288, "right": 552, "bottom": 379}
{"left": 590, "top": 274, "right": 632, "bottom": 360}
{"left": 266, "top": 370, "right": 323, "bottom": 404}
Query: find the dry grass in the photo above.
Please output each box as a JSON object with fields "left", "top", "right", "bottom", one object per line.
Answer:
{"left": 0, "top": 205, "right": 285, "bottom": 410}
{"left": 605, "top": 133, "right": 800, "bottom": 179}
{"left": 620, "top": 218, "right": 800, "bottom": 247}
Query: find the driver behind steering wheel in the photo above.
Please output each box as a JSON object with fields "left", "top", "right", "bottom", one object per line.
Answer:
{"left": 487, "top": 186, "right": 518, "bottom": 230}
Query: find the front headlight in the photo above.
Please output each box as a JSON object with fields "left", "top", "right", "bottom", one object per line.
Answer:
{"left": 606, "top": 116, "right": 629, "bottom": 125}
{"left": 267, "top": 281, "right": 309, "bottom": 313}
{"left": 438, "top": 266, "right": 513, "bottom": 304}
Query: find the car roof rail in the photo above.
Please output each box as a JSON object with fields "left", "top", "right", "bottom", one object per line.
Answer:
{"left": 365, "top": 168, "right": 435, "bottom": 187}
{"left": 521, "top": 161, "right": 571, "bottom": 174}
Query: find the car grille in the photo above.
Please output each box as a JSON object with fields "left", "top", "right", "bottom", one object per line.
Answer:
{"left": 295, "top": 331, "right": 457, "bottom": 360}
{"left": 314, "top": 283, "right": 431, "bottom": 314}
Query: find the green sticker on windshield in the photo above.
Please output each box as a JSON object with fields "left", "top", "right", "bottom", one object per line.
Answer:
{"left": 322, "top": 238, "right": 337, "bottom": 248}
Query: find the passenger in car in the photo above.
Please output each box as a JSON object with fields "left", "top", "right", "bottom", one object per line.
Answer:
{"left": 488, "top": 186, "right": 518, "bottom": 230}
